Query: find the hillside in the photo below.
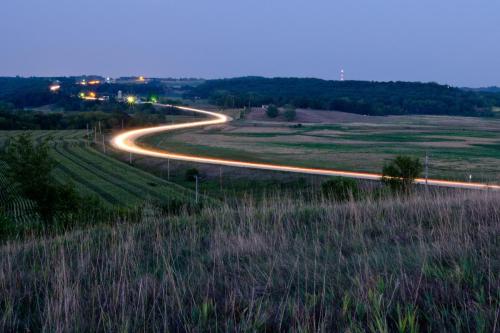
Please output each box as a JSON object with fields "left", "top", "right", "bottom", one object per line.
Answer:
{"left": 1, "top": 190, "right": 498, "bottom": 331}
{"left": 0, "top": 130, "right": 193, "bottom": 226}
{"left": 186, "top": 77, "right": 500, "bottom": 116}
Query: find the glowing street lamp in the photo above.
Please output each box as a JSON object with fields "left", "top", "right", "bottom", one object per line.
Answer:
{"left": 126, "top": 96, "right": 136, "bottom": 104}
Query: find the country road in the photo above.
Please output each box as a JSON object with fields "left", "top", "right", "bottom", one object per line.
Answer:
{"left": 111, "top": 104, "right": 500, "bottom": 191}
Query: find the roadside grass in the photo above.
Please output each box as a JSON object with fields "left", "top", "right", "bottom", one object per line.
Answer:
{"left": 0, "top": 189, "right": 498, "bottom": 331}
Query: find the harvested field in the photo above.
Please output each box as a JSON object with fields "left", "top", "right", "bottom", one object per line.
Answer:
{"left": 142, "top": 109, "right": 500, "bottom": 183}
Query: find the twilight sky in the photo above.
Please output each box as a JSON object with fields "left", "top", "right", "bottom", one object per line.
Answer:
{"left": 1, "top": 0, "right": 498, "bottom": 87}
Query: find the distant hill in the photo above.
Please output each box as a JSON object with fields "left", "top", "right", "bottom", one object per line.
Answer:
{"left": 463, "top": 86, "right": 500, "bottom": 93}
{"left": 186, "top": 77, "right": 500, "bottom": 117}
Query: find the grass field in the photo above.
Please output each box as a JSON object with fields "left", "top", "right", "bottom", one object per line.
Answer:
{"left": 141, "top": 109, "right": 500, "bottom": 184}
{"left": 0, "top": 130, "right": 193, "bottom": 223}
{"left": 1, "top": 189, "right": 498, "bottom": 331}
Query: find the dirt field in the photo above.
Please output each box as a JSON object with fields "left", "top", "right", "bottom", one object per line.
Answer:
{"left": 140, "top": 108, "right": 500, "bottom": 184}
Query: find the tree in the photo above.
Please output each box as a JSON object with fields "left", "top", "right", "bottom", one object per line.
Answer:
{"left": 3, "top": 133, "right": 80, "bottom": 224}
{"left": 4, "top": 134, "right": 54, "bottom": 197}
{"left": 266, "top": 105, "right": 279, "bottom": 118}
{"left": 382, "top": 155, "right": 423, "bottom": 192}
{"left": 283, "top": 104, "right": 297, "bottom": 121}
{"left": 321, "top": 177, "right": 359, "bottom": 201}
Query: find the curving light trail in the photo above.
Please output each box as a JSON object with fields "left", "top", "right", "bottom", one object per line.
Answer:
{"left": 111, "top": 104, "right": 500, "bottom": 191}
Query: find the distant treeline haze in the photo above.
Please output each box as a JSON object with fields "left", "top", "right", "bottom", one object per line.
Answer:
{"left": 186, "top": 77, "right": 500, "bottom": 116}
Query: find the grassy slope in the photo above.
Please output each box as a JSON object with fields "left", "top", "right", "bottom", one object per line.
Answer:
{"left": 1, "top": 190, "right": 498, "bottom": 332}
{"left": 0, "top": 130, "right": 194, "bottom": 222}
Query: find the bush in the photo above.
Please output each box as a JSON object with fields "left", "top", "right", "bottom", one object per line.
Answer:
{"left": 266, "top": 105, "right": 279, "bottom": 118}
{"left": 382, "top": 155, "right": 423, "bottom": 192}
{"left": 185, "top": 168, "right": 200, "bottom": 181}
{"left": 321, "top": 177, "right": 359, "bottom": 201}
{"left": 3, "top": 134, "right": 83, "bottom": 225}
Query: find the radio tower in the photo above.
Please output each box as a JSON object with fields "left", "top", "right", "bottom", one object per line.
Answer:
{"left": 340, "top": 69, "right": 345, "bottom": 81}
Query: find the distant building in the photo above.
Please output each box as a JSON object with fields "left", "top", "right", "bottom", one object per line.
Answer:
{"left": 117, "top": 90, "right": 123, "bottom": 101}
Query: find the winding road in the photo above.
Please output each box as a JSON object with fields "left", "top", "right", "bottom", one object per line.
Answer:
{"left": 111, "top": 104, "right": 500, "bottom": 190}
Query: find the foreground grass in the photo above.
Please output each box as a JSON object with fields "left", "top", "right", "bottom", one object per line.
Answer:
{"left": 1, "top": 190, "right": 499, "bottom": 332}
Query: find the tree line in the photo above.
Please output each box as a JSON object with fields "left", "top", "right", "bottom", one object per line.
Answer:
{"left": 0, "top": 77, "right": 165, "bottom": 109}
{"left": 185, "top": 77, "right": 500, "bottom": 117}
{"left": 0, "top": 101, "right": 179, "bottom": 130}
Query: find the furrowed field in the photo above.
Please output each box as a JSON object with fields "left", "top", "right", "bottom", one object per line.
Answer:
{"left": 0, "top": 130, "right": 193, "bottom": 224}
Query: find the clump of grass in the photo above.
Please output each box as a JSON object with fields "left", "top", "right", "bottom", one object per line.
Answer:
{"left": 0, "top": 190, "right": 499, "bottom": 331}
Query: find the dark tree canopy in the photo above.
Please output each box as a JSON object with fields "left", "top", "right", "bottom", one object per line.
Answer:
{"left": 3, "top": 134, "right": 81, "bottom": 224}
{"left": 186, "top": 77, "right": 500, "bottom": 117}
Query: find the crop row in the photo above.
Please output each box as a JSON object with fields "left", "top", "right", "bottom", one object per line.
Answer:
{"left": 68, "top": 145, "right": 191, "bottom": 200}
{"left": 1, "top": 130, "right": 194, "bottom": 211}
{"left": 51, "top": 145, "right": 138, "bottom": 206}
{"left": 51, "top": 142, "right": 191, "bottom": 207}
{"left": 0, "top": 130, "right": 87, "bottom": 143}
{"left": 0, "top": 162, "right": 39, "bottom": 224}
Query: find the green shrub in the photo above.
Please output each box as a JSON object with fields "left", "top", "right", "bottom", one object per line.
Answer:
{"left": 321, "top": 177, "right": 359, "bottom": 201}
{"left": 382, "top": 155, "right": 423, "bottom": 192}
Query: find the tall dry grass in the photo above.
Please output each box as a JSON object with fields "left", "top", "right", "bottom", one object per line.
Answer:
{"left": 0, "top": 190, "right": 499, "bottom": 332}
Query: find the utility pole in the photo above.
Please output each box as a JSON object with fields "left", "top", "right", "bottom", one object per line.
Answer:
{"left": 98, "top": 121, "right": 102, "bottom": 135}
{"left": 94, "top": 126, "right": 97, "bottom": 144}
{"left": 102, "top": 135, "right": 106, "bottom": 154}
{"left": 129, "top": 152, "right": 132, "bottom": 164}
